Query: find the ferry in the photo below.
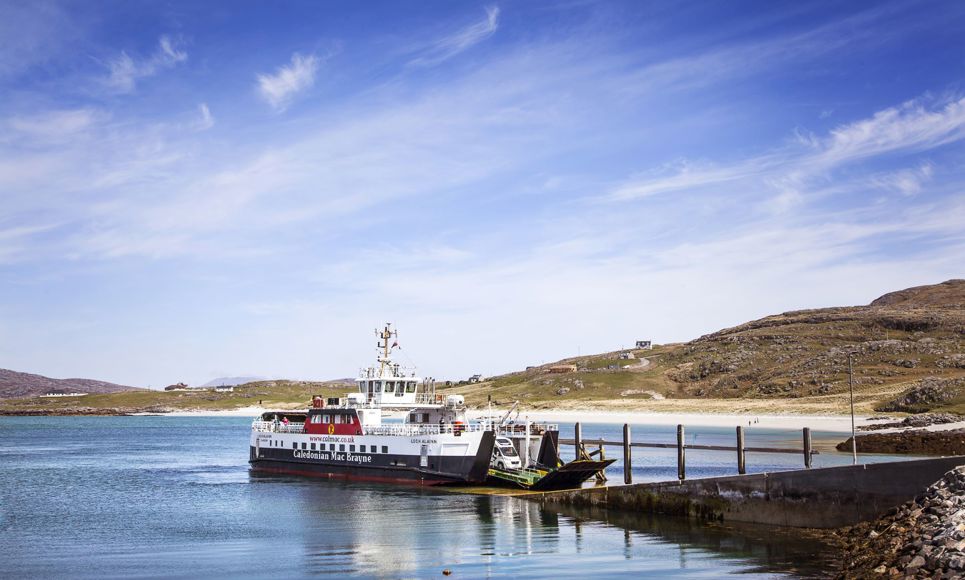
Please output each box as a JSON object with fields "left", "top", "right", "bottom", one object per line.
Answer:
{"left": 249, "top": 324, "right": 496, "bottom": 485}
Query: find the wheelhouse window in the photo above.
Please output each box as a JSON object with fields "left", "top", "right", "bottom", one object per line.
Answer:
{"left": 310, "top": 415, "right": 321, "bottom": 424}
{"left": 384, "top": 381, "right": 395, "bottom": 393}
{"left": 334, "top": 415, "right": 342, "bottom": 424}
{"left": 375, "top": 382, "right": 382, "bottom": 392}
{"left": 322, "top": 414, "right": 330, "bottom": 423}
{"left": 406, "top": 382, "right": 417, "bottom": 393}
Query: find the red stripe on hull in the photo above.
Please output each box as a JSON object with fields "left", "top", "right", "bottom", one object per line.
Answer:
{"left": 250, "top": 464, "right": 451, "bottom": 486}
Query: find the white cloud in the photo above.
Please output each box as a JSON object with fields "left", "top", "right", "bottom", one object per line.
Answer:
{"left": 869, "top": 163, "right": 934, "bottom": 196}
{"left": 195, "top": 103, "right": 214, "bottom": 131}
{"left": 408, "top": 6, "right": 500, "bottom": 67}
{"left": 6, "top": 108, "right": 102, "bottom": 142}
{"left": 816, "top": 98, "right": 965, "bottom": 166}
{"left": 606, "top": 96, "right": 965, "bottom": 203}
{"left": 256, "top": 53, "right": 318, "bottom": 111}
{"left": 106, "top": 35, "right": 187, "bottom": 93}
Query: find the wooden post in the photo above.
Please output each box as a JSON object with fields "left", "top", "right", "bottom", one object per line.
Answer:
{"left": 623, "top": 423, "right": 632, "bottom": 484}
{"left": 803, "top": 427, "right": 813, "bottom": 469}
{"left": 736, "top": 426, "right": 746, "bottom": 475}
{"left": 575, "top": 422, "right": 582, "bottom": 461}
{"left": 677, "top": 424, "right": 686, "bottom": 480}
{"left": 849, "top": 354, "right": 857, "bottom": 465}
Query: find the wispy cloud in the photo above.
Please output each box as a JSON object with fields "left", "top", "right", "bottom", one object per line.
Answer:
{"left": 408, "top": 6, "right": 500, "bottom": 67}
{"left": 194, "top": 103, "right": 214, "bottom": 131}
{"left": 6, "top": 108, "right": 103, "bottom": 143}
{"left": 256, "top": 53, "right": 318, "bottom": 111}
{"left": 605, "top": 95, "right": 965, "bottom": 203}
{"left": 105, "top": 35, "right": 187, "bottom": 93}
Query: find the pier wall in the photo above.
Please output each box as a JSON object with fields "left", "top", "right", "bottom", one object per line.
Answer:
{"left": 531, "top": 455, "right": 965, "bottom": 528}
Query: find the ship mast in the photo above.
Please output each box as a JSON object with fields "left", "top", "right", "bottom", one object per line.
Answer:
{"left": 376, "top": 323, "right": 397, "bottom": 376}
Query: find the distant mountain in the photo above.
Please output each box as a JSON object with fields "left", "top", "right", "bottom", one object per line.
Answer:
{"left": 0, "top": 369, "right": 143, "bottom": 399}
{"left": 201, "top": 376, "right": 265, "bottom": 387}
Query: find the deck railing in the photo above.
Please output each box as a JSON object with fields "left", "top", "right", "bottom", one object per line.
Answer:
{"left": 251, "top": 421, "right": 306, "bottom": 434}
{"left": 252, "top": 419, "right": 561, "bottom": 438}
{"left": 363, "top": 423, "right": 490, "bottom": 436}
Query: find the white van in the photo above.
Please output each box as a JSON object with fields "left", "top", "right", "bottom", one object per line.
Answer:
{"left": 491, "top": 437, "right": 523, "bottom": 471}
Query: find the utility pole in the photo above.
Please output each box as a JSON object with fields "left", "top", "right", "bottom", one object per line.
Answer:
{"left": 849, "top": 353, "right": 857, "bottom": 465}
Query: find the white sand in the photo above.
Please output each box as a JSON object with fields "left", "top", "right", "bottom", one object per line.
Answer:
{"left": 140, "top": 406, "right": 965, "bottom": 434}
{"left": 136, "top": 405, "right": 268, "bottom": 417}
{"left": 469, "top": 409, "right": 880, "bottom": 433}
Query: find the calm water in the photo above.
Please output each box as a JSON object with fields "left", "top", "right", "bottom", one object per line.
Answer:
{"left": 0, "top": 416, "right": 871, "bottom": 579}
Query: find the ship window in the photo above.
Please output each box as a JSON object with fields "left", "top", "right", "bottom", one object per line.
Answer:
{"left": 310, "top": 443, "right": 316, "bottom": 450}
{"left": 375, "top": 382, "right": 382, "bottom": 392}
{"left": 368, "top": 380, "right": 374, "bottom": 392}
{"left": 382, "top": 446, "right": 388, "bottom": 454}
{"left": 292, "top": 442, "right": 297, "bottom": 450}
{"left": 370, "top": 445, "right": 377, "bottom": 453}
{"left": 330, "top": 444, "right": 335, "bottom": 451}
{"left": 311, "top": 415, "right": 321, "bottom": 424}
{"left": 406, "top": 382, "right": 417, "bottom": 393}
{"left": 301, "top": 443, "right": 307, "bottom": 450}
{"left": 334, "top": 415, "right": 342, "bottom": 424}
{"left": 384, "top": 381, "right": 395, "bottom": 393}
{"left": 339, "top": 444, "right": 345, "bottom": 452}
{"left": 349, "top": 445, "right": 355, "bottom": 452}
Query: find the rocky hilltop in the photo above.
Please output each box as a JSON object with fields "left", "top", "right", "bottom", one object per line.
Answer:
{"left": 454, "top": 279, "right": 965, "bottom": 413}
{"left": 0, "top": 368, "right": 141, "bottom": 399}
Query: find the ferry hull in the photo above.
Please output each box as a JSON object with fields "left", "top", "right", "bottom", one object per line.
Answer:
{"left": 249, "top": 430, "right": 495, "bottom": 486}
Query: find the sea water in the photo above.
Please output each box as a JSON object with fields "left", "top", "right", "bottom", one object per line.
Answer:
{"left": 0, "top": 416, "right": 880, "bottom": 578}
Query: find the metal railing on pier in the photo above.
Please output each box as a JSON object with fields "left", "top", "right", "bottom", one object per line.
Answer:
{"left": 561, "top": 423, "right": 816, "bottom": 484}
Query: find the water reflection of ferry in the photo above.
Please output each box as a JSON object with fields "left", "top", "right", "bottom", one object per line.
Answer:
{"left": 249, "top": 324, "right": 496, "bottom": 485}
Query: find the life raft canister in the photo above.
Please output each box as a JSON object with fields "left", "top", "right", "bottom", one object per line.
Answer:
{"left": 453, "top": 420, "right": 465, "bottom": 436}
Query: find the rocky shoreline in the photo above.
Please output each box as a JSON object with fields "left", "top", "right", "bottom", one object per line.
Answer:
{"left": 835, "top": 466, "right": 965, "bottom": 579}
{"left": 839, "top": 429, "right": 965, "bottom": 456}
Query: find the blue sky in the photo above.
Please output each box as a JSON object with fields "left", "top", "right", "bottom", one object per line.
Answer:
{"left": 2, "top": 1, "right": 964, "bottom": 388}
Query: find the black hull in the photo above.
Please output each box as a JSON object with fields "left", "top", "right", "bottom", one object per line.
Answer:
{"left": 249, "top": 431, "right": 494, "bottom": 486}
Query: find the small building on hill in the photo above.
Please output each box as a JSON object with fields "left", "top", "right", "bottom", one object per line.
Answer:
{"left": 619, "top": 351, "right": 635, "bottom": 360}
{"left": 635, "top": 340, "right": 652, "bottom": 349}
{"left": 548, "top": 364, "right": 577, "bottom": 374}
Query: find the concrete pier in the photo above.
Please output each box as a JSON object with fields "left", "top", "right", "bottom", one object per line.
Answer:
{"left": 531, "top": 455, "right": 965, "bottom": 528}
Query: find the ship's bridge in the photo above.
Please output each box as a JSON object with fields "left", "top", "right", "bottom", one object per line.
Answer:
{"left": 357, "top": 367, "right": 439, "bottom": 408}
{"left": 357, "top": 323, "right": 443, "bottom": 408}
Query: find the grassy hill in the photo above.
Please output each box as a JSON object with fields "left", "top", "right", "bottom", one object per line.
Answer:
{"left": 446, "top": 279, "right": 965, "bottom": 415}
{"left": 2, "top": 279, "right": 963, "bottom": 416}
{"left": 0, "top": 368, "right": 144, "bottom": 399}
{"left": 0, "top": 380, "right": 354, "bottom": 415}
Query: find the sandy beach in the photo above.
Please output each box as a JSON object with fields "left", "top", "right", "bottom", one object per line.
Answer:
{"left": 151, "top": 404, "right": 890, "bottom": 432}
